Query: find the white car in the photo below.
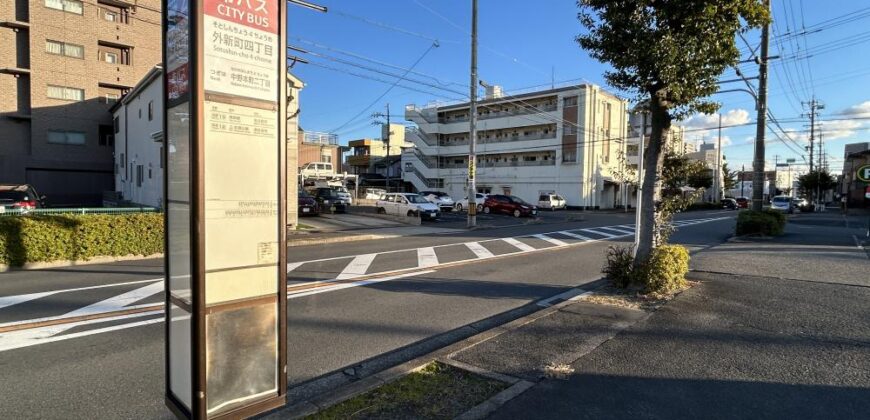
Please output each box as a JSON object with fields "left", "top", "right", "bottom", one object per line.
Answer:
{"left": 331, "top": 186, "right": 353, "bottom": 205}
{"left": 770, "top": 195, "right": 793, "bottom": 214}
{"left": 419, "top": 191, "right": 455, "bottom": 211}
{"left": 376, "top": 193, "right": 441, "bottom": 220}
{"left": 300, "top": 162, "right": 334, "bottom": 178}
{"left": 455, "top": 193, "right": 488, "bottom": 213}
{"left": 364, "top": 188, "right": 386, "bottom": 200}
{"left": 538, "top": 193, "right": 567, "bottom": 211}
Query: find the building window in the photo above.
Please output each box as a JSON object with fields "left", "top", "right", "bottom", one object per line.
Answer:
{"left": 103, "top": 10, "right": 117, "bottom": 22}
{"left": 45, "top": 0, "right": 83, "bottom": 14}
{"left": 103, "top": 52, "right": 118, "bottom": 64}
{"left": 562, "top": 96, "right": 578, "bottom": 107}
{"left": 47, "top": 130, "right": 86, "bottom": 145}
{"left": 136, "top": 165, "right": 144, "bottom": 187}
{"left": 562, "top": 123, "right": 577, "bottom": 135}
{"left": 47, "top": 85, "right": 84, "bottom": 101}
{"left": 114, "top": 116, "right": 120, "bottom": 134}
{"left": 148, "top": 101, "right": 154, "bottom": 121}
{"left": 46, "top": 40, "right": 84, "bottom": 59}
{"left": 99, "top": 125, "right": 114, "bottom": 147}
{"left": 563, "top": 151, "right": 577, "bottom": 163}
{"left": 98, "top": 44, "right": 132, "bottom": 65}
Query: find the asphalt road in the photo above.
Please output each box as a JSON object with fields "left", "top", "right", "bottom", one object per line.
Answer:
{"left": 0, "top": 210, "right": 736, "bottom": 419}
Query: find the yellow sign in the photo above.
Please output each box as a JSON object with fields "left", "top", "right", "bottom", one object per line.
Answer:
{"left": 857, "top": 164, "right": 870, "bottom": 183}
{"left": 468, "top": 157, "right": 476, "bottom": 180}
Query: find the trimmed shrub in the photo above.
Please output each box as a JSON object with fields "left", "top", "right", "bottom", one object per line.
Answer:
{"left": 686, "top": 202, "right": 721, "bottom": 211}
{"left": 0, "top": 213, "right": 163, "bottom": 266}
{"left": 644, "top": 245, "right": 689, "bottom": 294}
{"left": 735, "top": 210, "right": 786, "bottom": 236}
{"left": 603, "top": 244, "right": 690, "bottom": 294}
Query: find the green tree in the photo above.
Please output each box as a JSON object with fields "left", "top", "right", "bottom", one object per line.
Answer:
{"left": 662, "top": 152, "right": 712, "bottom": 195}
{"left": 797, "top": 170, "right": 836, "bottom": 198}
{"left": 722, "top": 163, "right": 738, "bottom": 192}
{"left": 577, "top": 0, "right": 768, "bottom": 266}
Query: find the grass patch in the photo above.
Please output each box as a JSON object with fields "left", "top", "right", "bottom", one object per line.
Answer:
{"left": 307, "top": 361, "right": 507, "bottom": 420}
{"left": 580, "top": 282, "right": 698, "bottom": 312}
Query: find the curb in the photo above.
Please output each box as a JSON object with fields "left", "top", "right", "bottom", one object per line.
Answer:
{"left": 262, "top": 279, "right": 613, "bottom": 419}
{"left": 0, "top": 253, "right": 163, "bottom": 273}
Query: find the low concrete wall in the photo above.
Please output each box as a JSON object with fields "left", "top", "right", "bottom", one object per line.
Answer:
{"left": 0, "top": 253, "right": 164, "bottom": 273}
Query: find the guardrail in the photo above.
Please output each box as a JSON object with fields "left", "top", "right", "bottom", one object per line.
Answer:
{"left": 0, "top": 207, "right": 161, "bottom": 216}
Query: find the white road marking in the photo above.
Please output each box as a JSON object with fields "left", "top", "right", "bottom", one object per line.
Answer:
{"left": 533, "top": 234, "right": 569, "bottom": 247}
{"left": 537, "top": 288, "right": 592, "bottom": 307}
{"left": 558, "top": 231, "right": 594, "bottom": 241}
{"left": 288, "top": 270, "right": 436, "bottom": 299}
{"left": 596, "top": 226, "right": 635, "bottom": 235}
{"left": 336, "top": 253, "right": 377, "bottom": 280}
{"left": 580, "top": 228, "right": 619, "bottom": 238}
{"left": 0, "top": 278, "right": 162, "bottom": 310}
{"left": 502, "top": 237, "right": 536, "bottom": 252}
{"left": 63, "top": 281, "right": 164, "bottom": 318}
{"left": 286, "top": 262, "right": 305, "bottom": 273}
{"left": 0, "top": 303, "right": 158, "bottom": 330}
{"left": 417, "top": 247, "right": 439, "bottom": 268}
{"left": 465, "top": 242, "right": 495, "bottom": 259}
{"left": 0, "top": 311, "right": 163, "bottom": 353}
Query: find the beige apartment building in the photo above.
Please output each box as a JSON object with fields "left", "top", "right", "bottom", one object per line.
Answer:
{"left": 0, "top": 0, "right": 161, "bottom": 206}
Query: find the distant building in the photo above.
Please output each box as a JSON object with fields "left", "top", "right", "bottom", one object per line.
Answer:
{"left": 346, "top": 123, "right": 410, "bottom": 175}
{"left": 1, "top": 0, "right": 162, "bottom": 206}
{"left": 404, "top": 83, "right": 629, "bottom": 209}
{"left": 840, "top": 142, "right": 870, "bottom": 207}
{"left": 298, "top": 129, "right": 341, "bottom": 173}
{"left": 110, "top": 66, "right": 163, "bottom": 208}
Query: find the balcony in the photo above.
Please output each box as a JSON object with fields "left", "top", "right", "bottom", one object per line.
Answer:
{"left": 346, "top": 154, "right": 372, "bottom": 167}
{"left": 303, "top": 131, "right": 338, "bottom": 145}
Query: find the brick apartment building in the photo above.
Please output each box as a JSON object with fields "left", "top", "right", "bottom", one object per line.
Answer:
{"left": 1, "top": 0, "right": 161, "bottom": 206}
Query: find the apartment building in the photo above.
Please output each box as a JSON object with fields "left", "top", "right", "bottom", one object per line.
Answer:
{"left": 0, "top": 0, "right": 161, "bottom": 206}
{"left": 403, "top": 83, "right": 628, "bottom": 209}
{"left": 298, "top": 130, "right": 342, "bottom": 173}
{"left": 346, "top": 123, "right": 410, "bottom": 174}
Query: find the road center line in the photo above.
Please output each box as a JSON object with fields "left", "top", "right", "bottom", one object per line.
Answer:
{"left": 62, "top": 281, "right": 164, "bottom": 318}
{"left": 0, "top": 278, "right": 163, "bottom": 310}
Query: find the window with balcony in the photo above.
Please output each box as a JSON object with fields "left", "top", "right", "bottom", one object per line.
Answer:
{"left": 46, "top": 40, "right": 84, "bottom": 59}
{"left": 562, "top": 123, "right": 577, "bottom": 135}
{"left": 99, "top": 125, "right": 115, "bottom": 147}
{"left": 562, "top": 96, "right": 578, "bottom": 107}
{"left": 47, "top": 130, "right": 86, "bottom": 145}
{"left": 98, "top": 43, "right": 132, "bottom": 65}
{"left": 45, "top": 0, "right": 83, "bottom": 14}
{"left": 47, "top": 85, "right": 84, "bottom": 101}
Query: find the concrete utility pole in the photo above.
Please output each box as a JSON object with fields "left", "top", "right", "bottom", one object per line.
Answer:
{"left": 467, "top": 0, "right": 478, "bottom": 228}
{"left": 372, "top": 103, "right": 392, "bottom": 191}
{"left": 803, "top": 96, "right": 823, "bottom": 208}
{"left": 716, "top": 114, "right": 722, "bottom": 202}
{"left": 751, "top": 0, "right": 770, "bottom": 211}
{"left": 773, "top": 154, "right": 779, "bottom": 196}
{"left": 634, "top": 113, "right": 646, "bottom": 249}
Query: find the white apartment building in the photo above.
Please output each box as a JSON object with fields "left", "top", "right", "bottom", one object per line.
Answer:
{"left": 623, "top": 113, "right": 690, "bottom": 206}
{"left": 111, "top": 66, "right": 163, "bottom": 208}
{"left": 403, "top": 84, "right": 629, "bottom": 209}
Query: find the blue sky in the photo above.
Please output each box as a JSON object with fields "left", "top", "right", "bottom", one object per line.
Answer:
{"left": 288, "top": 0, "right": 870, "bottom": 173}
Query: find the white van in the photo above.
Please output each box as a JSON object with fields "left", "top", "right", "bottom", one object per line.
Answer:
{"left": 376, "top": 193, "right": 441, "bottom": 220}
{"left": 300, "top": 162, "right": 334, "bottom": 178}
{"left": 538, "top": 193, "right": 567, "bottom": 210}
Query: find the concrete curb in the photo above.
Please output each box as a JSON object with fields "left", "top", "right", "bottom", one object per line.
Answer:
{"left": 0, "top": 253, "right": 163, "bottom": 273}
{"left": 287, "top": 233, "right": 396, "bottom": 247}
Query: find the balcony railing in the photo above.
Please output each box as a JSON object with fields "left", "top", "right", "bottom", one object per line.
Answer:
{"left": 440, "top": 131, "right": 557, "bottom": 147}
{"left": 302, "top": 132, "right": 338, "bottom": 145}
{"left": 437, "top": 159, "right": 556, "bottom": 169}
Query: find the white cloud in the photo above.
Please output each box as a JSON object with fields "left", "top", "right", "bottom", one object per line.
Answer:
{"left": 818, "top": 119, "right": 862, "bottom": 140}
{"left": 720, "top": 136, "right": 733, "bottom": 147}
{"left": 841, "top": 101, "right": 870, "bottom": 116}
{"left": 682, "top": 109, "right": 751, "bottom": 130}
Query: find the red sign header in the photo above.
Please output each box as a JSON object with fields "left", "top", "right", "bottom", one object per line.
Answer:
{"left": 204, "top": 0, "right": 278, "bottom": 34}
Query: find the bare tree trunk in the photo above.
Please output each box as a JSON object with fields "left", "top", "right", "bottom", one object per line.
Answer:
{"left": 633, "top": 91, "right": 671, "bottom": 265}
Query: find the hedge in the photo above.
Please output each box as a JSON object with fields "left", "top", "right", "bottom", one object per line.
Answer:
{"left": 735, "top": 209, "right": 786, "bottom": 236}
{"left": 0, "top": 213, "right": 163, "bottom": 266}
{"left": 686, "top": 202, "right": 722, "bottom": 211}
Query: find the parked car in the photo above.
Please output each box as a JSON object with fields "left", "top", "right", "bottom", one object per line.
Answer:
{"left": 0, "top": 184, "right": 46, "bottom": 212}
{"left": 792, "top": 197, "right": 810, "bottom": 212}
{"left": 483, "top": 195, "right": 538, "bottom": 218}
{"left": 364, "top": 188, "right": 387, "bottom": 200}
{"left": 331, "top": 186, "right": 353, "bottom": 205}
{"left": 313, "top": 188, "right": 347, "bottom": 213}
{"left": 538, "top": 193, "right": 567, "bottom": 211}
{"left": 721, "top": 198, "right": 739, "bottom": 210}
{"left": 770, "top": 195, "right": 793, "bottom": 214}
{"left": 455, "top": 193, "right": 488, "bottom": 213}
{"left": 376, "top": 193, "right": 440, "bottom": 220}
{"left": 735, "top": 197, "right": 749, "bottom": 209}
{"left": 298, "top": 191, "right": 319, "bottom": 216}
{"left": 419, "top": 191, "right": 455, "bottom": 211}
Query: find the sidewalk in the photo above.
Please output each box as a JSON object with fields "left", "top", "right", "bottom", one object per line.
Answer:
{"left": 452, "top": 213, "right": 870, "bottom": 419}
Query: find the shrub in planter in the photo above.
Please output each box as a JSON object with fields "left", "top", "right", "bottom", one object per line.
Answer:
{"left": 735, "top": 210, "right": 786, "bottom": 236}
{"left": 644, "top": 245, "right": 690, "bottom": 294}
{"left": 0, "top": 213, "right": 163, "bottom": 266}
{"left": 602, "top": 245, "right": 637, "bottom": 288}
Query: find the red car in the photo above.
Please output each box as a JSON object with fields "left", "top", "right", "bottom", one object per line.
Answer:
{"left": 482, "top": 194, "right": 538, "bottom": 218}
{"left": 735, "top": 197, "right": 749, "bottom": 209}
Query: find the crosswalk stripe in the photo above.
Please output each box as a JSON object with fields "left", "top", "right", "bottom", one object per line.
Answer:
{"left": 502, "top": 237, "right": 536, "bottom": 252}
{"left": 0, "top": 291, "right": 58, "bottom": 311}
{"left": 580, "top": 228, "right": 618, "bottom": 238}
{"left": 287, "top": 262, "right": 305, "bottom": 273}
{"left": 336, "top": 253, "right": 377, "bottom": 280}
{"left": 597, "top": 226, "right": 635, "bottom": 235}
{"left": 465, "top": 242, "right": 495, "bottom": 259}
{"left": 533, "top": 234, "right": 569, "bottom": 247}
{"left": 558, "top": 231, "right": 593, "bottom": 241}
{"left": 63, "top": 281, "right": 164, "bottom": 318}
{"left": 417, "top": 247, "right": 439, "bottom": 268}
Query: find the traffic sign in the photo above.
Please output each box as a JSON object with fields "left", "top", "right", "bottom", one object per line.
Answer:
{"left": 857, "top": 164, "right": 870, "bottom": 183}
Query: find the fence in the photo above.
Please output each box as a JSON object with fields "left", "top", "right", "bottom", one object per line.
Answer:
{"left": 0, "top": 207, "right": 161, "bottom": 217}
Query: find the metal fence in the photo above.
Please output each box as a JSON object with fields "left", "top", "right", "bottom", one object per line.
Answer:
{"left": 0, "top": 207, "right": 161, "bottom": 217}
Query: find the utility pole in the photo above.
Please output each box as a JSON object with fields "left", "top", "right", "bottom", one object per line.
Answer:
{"left": 634, "top": 113, "right": 646, "bottom": 249}
{"left": 751, "top": 0, "right": 770, "bottom": 212}
{"left": 716, "top": 114, "right": 722, "bottom": 202}
{"left": 467, "top": 0, "right": 478, "bottom": 228}
{"left": 803, "top": 96, "right": 824, "bottom": 209}
{"left": 817, "top": 122, "right": 823, "bottom": 208}
{"left": 773, "top": 154, "right": 779, "bottom": 196}
{"left": 372, "top": 103, "right": 393, "bottom": 192}
{"left": 741, "top": 164, "right": 746, "bottom": 199}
